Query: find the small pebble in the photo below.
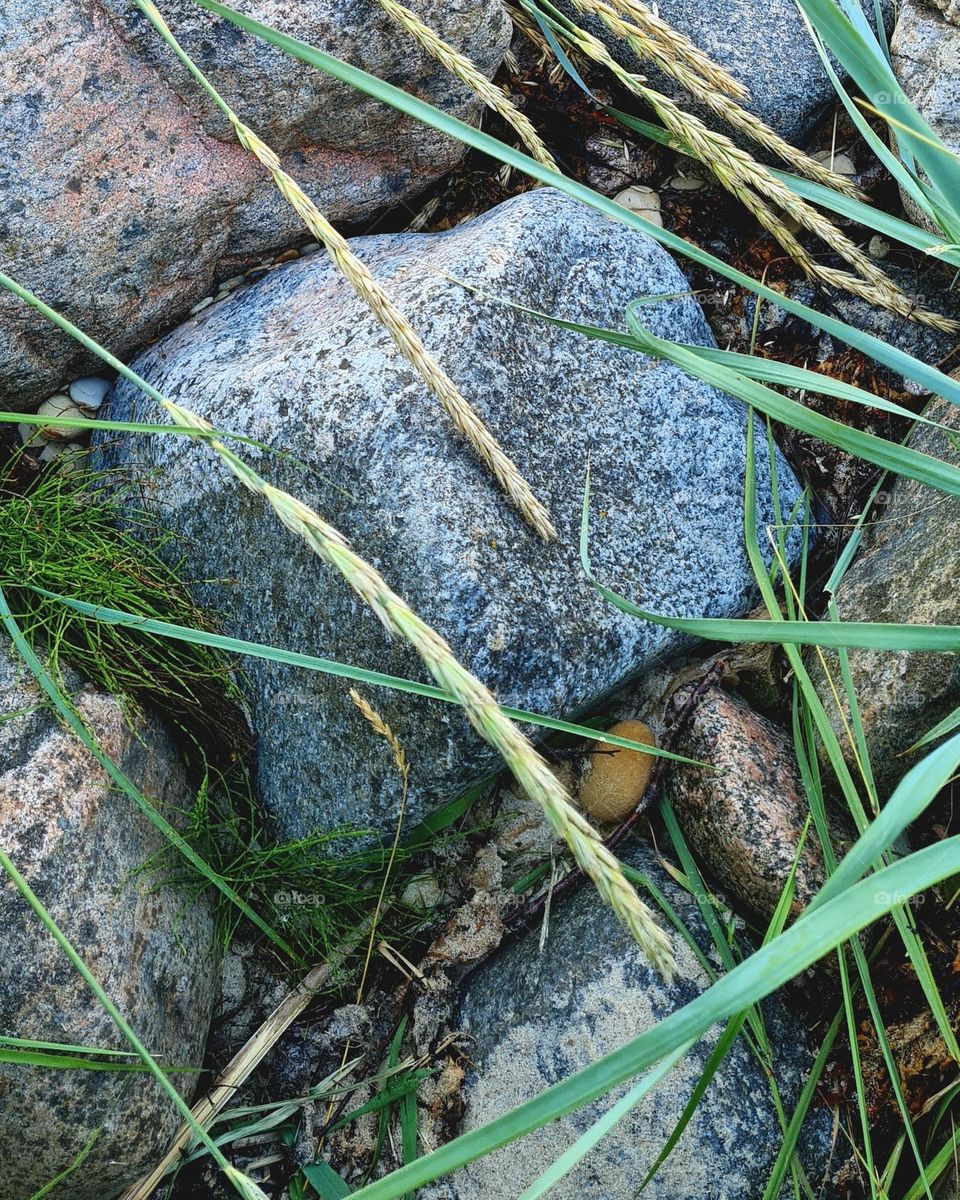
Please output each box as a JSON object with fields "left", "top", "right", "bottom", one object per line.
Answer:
{"left": 39, "top": 440, "right": 67, "bottom": 463}
{"left": 810, "top": 149, "right": 857, "bottom": 178}
{"left": 189, "top": 296, "right": 214, "bottom": 316}
{"left": 220, "top": 275, "right": 245, "bottom": 292}
{"left": 613, "top": 185, "right": 664, "bottom": 228}
{"left": 868, "top": 235, "right": 890, "bottom": 260}
{"left": 34, "top": 394, "right": 88, "bottom": 442}
{"left": 400, "top": 875, "right": 442, "bottom": 912}
{"left": 273, "top": 248, "right": 299, "bottom": 265}
{"left": 68, "top": 375, "right": 110, "bottom": 410}
{"left": 300, "top": 242, "right": 321, "bottom": 255}
{"left": 667, "top": 173, "right": 707, "bottom": 192}
{"left": 214, "top": 290, "right": 231, "bottom": 303}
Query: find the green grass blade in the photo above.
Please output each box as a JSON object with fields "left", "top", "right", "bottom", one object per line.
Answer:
{"left": 302, "top": 1162, "right": 353, "bottom": 1198}
{"left": 181, "top": 0, "right": 960, "bottom": 408}
{"left": 31, "top": 589, "right": 704, "bottom": 767}
{"left": 808, "top": 732, "right": 960, "bottom": 911}
{"left": 331, "top": 838, "right": 960, "bottom": 1200}
{"left": 0, "top": 410, "right": 269, "bottom": 449}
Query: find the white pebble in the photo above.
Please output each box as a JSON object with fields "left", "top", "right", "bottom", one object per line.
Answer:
{"left": 667, "top": 173, "right": 707, "bottom": 191}
{"left": 39, "top": 440, "right": 66, "bottom": 463}
{"left": 300, "top": 241, "right": 321, "bottom": 255}
{"left": 220, "top": 275, "right": 245, "bottom": 292}
{"left": 68, "top": 375, "right": 110, "bottom": 410}
{"left": 811, "top": 150, "right": 857, "bottom": 178}
{"left": 868, "top": 235, "right": 890, "bottom": 260}
{"left": 400, "top": 876, "right": 442, "bottom": 912}
{"left": 189, "top": 296, "right": 214, "bottom": 316}
{"left": 613, "top": 185, "right": 664, "bottom": 227}
{"left": 40, "top": 442, "right": 87, "bottom": 473}
{"left": 35, "top": 393, "right": 87, "bottom": 441}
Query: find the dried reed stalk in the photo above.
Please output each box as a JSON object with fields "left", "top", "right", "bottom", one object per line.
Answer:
{"left": 376, "top": 0, "right": 559, "bottom": 169}
{"left": 135, "top": 0, "right": 556, "bottom": 539}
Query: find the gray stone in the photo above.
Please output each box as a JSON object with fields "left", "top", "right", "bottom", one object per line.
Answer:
{"left": 0, "top": 0, "right": 512, "bottom": 410}
{"left": 891, "top": 0, "right": 960, "bottom": 232}
{"left": 93, "top": 187, "right": 803, "bottom": 844}
{"left": 555, "top": 0, "right": 888, "bottom": 150}
{"left": 668, "top": 685, "right": 825, "bottom": 923}
{"left": 929, "top": 0, "right": 960, "bottom": 24}
{"left": 422, "top": 840, "right": 837, "bottom": 1200}
{"left": 807, "top": 387, "right": 960, "bottom": 802}
{"left": 0, "top": 644, "right": 217, "bottom": 1200}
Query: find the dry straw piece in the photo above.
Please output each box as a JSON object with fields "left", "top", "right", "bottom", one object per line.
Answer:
{"left": 350, "top": 686, "right": 410, "bottom": 783}
{"left": 375, "top": 0, "right": 559, "bottom": 170}
{"left": 133, "top": 1, "right": 556, "bottom": 541}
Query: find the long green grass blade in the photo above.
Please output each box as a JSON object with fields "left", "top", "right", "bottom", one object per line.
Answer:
{"left": 183, "top": 0, "right": 960, "bottom": 407}
{"left": 31, "top": 589, "right": 703, "bottom": 767}
{"left": 332, "top": 838, "right": 960, "bottom": 1200}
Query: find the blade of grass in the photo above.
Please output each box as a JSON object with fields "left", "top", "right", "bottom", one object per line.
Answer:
{"left": 30, "top": 589, "right": 704, "bottom": 767}
{"left": 183, "top": 0, "right": 960, "bottom": 407}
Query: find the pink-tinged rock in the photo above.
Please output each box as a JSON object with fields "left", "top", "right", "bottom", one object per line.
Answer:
{"left": 0, "top": 643, "right": 217, "bottom": 1200}
{"left": 0, "top": 0, "right": 513, "bottom": 409}
{"left": 668, "top": 685, "right": 824, "bottom": 922}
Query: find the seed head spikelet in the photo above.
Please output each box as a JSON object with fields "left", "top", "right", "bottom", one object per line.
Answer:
{"left": 545, "top": 6, "right": 957, "bottom": 331}
{"left": 376, "top": 0, "right": 558, "bottom": 170}
{"left": 134, "top": 0, "right": 556, "bottom": 540}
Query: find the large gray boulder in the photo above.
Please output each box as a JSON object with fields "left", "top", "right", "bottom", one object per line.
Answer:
{"left": 556, "top": 0, "right": 886, "bottom": 149}
{"left": 0, "top": 644, "right": 217, "bottom": 1200}
{"left": 94, "top": 187, "right": 804, "bottom": 844}
{"left": 891, "top": 0, "right": 960, "bottom": 232}
{"left": 0, "top": 0, "right": 512, "bottom": 410}
{"left": 807, "top": 389, "right": 960, "bottom": 802}
{"left": 422, "top": 841, "right": 837, "bottom": 1200}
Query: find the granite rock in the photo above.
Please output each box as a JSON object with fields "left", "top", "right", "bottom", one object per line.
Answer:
{"left": 0, "top": 644, "right": 217, "bottom": 1200}
{"left": 94, "top": 187, "right": 804, "bottom": 844}
{"left": 668, "top": 685, "right": 825, "bottom": 922}
{"left": 422, "top": 840, "right": 837, "bottom": 1200}
{"left": 0, "top": 0, "right": 512, "bottom": 410}
{"left": 807, "top": 388, "right": 960, "bottom": 802}
{"left": 891, "top": 0, "right": 960, "bottom": 231}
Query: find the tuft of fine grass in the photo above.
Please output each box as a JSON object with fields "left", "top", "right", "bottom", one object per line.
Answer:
{"left": 0, "top": 453, "right": 246, "bottom": 763}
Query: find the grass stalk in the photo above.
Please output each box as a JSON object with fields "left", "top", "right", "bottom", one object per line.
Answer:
{"left": 133, "top": 0, "right": 556, "bottom": 541}
{"left": 375, "top": 0, "right": 558, "bottom": 169}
